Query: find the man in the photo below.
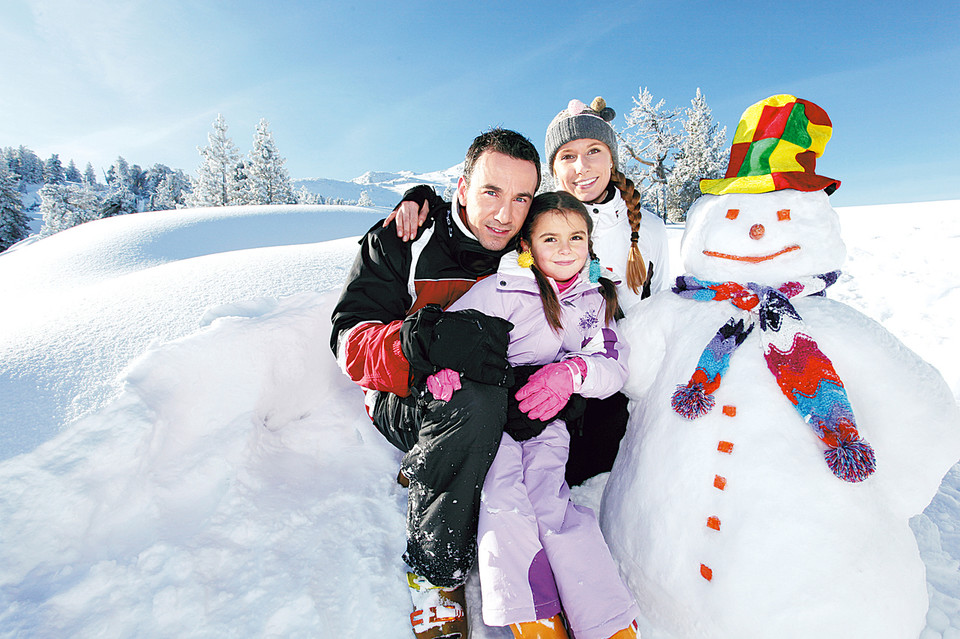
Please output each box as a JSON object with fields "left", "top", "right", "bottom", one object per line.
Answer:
{"left": 330, "top": 128, "right": 541, "bottom": 639}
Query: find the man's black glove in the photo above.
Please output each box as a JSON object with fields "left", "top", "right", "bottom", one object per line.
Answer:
{"left": 400, "top": 304, "right": 514, "bottom": 387}
{"left": 504, "top": 365, "right": 587, "bottom": 441}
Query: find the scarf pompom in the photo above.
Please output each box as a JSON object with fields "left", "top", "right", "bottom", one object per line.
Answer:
{"left": 672, "top": 382, "right": 715, "bottom": 419}
{"left": 824, "top": 439, "right": 877, "bottom": 482}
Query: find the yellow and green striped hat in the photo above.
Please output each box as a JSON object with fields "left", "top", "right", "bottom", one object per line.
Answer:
{"left": 701, "top": 94, "right": 840, "bottom": 196}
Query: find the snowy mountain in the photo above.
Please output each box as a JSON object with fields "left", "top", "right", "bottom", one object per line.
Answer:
{"left": 293, "top": 164, "right": 462, "bottom": 207}
{"left": 0, "top": 199, "right": 958, "bottom": 637}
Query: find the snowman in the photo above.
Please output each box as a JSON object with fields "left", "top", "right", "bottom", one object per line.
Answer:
{"left": 600, "top": 94, "right": 960, "bottom": 638}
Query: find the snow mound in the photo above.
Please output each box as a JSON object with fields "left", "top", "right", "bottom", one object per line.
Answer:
{"left": 0, "top": 204, "right": 382, "bottom": 458}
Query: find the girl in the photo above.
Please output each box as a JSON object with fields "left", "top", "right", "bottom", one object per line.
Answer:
{"left": 425, "top": 191, "right": 640, "bottom": 639}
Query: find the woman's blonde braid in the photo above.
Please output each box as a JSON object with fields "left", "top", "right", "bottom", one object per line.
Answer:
{"left": 610, "top": 168, "right": 648, "bottom": 293}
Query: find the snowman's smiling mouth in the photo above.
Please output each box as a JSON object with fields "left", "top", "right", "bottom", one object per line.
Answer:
{"left": 703, "top": 245, "right": 801, "bottom": 263}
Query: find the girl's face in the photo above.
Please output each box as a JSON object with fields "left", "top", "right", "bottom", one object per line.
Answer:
{"left": 552, "top": 138, "right": 613, "bottom": 203}
{"left": 522, "top": 209, "right": 590, "bottom": 283}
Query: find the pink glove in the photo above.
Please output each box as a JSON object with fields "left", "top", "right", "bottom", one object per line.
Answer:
{"left": 515, "top": 359, "right": 586, "bottom": 422}
{"left": 426, "top": 368, "right": 462, "bottom": 402}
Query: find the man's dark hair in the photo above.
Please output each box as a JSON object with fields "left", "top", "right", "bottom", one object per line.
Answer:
{"left": 463, "top": 128, "right": 541, "bottom": 190}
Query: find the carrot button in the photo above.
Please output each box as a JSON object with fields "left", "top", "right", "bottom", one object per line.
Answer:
{"left": 717, "top": 440, "right": 734, "bottom": 454}
{"left": 714, "top": 475, "right": 727, "bottom": 490}
{"left": 722, "top": 405, "right": 736, "bottom": 417}
{"left": 700, "top": 564, "right": 713, "bottom": 581}
{"left": 706, "top": 516, "right": 721, "bottom": 531}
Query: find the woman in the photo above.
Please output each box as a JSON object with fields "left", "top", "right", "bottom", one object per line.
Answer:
{"left": 544, "top": 96, "right": 669, "bottom": 310}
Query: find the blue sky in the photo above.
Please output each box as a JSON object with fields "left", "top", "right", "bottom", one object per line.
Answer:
{"left": 2, "top": 0, "right": 958, "bottom": 207}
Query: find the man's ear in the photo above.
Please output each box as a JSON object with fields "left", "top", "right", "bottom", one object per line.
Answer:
{"left": 456, "top": 176, "right": 467, "bottom": 208}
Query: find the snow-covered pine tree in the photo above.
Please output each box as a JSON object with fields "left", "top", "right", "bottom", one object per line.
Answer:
{"left": 127, "top": 164, "right": 147, "bottom": 199}
{"left": 105, "top": 157, "right": 132, "bottom": 190}
{"left": 664, "top": 88, "right": 728, "bottom": 222}
{"left": 3, "top": 147, "right": 22, "bottom": 179}
{"left": 17, "top": 147, "right": 44, "bottom": 185}
{"left": 39, "top": 183, "right": 102, "bottom": 236}
{"left": 65, "top": 159, "right": 83, "bottom": 183}
{"left": 98, "top": 186, "right": 138, "bottom": 218}
{"left": 150, "top": 170, "right": 192, "bottom": 211}
{"left": 357, "top": 190, "right": 373, "bottom": 207}
{"left": 83, "top": 163, "right": 99, "bottom": 187}
{"left": 188, "top": 114, "right": 243, "bottom": 207}
{"left": 295, "top": 186, "right": 323, "bottom": 204}
{"left": 43, "top": 154, "right": 65, "bottom": 185}
{"left": 616, "top": 87, "right": 681, "bottom": 220}
{"left": 232, "top": 160, "right": 249, "bottom": 204}
{"left": 0, "top": 163, "right": 30, "bottom": 251}
{"left": 243, "top": 119, "right": 296, "bottom": 205}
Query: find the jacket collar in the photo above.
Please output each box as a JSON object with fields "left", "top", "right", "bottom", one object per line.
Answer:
{"left": 444, "top": 199, "right": 509, "bottom": 277}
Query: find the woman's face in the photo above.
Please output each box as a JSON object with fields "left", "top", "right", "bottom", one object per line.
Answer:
{"left": 521, "top": 209, "right": 590, "bottom": 283}
{"left": 552, "top": 138, "right": 613, "bottom": 203}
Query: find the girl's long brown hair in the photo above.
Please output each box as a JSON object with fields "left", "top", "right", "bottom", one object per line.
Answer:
{"left": 608, "top": 168, "right": 648, "bottom": 294}
{"left": 520, "top": 191, "right": 621, "bottom": 334}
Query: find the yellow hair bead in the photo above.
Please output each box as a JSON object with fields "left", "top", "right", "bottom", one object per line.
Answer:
{"left": 517, "top": 250, "right": 534, "bottom": 268}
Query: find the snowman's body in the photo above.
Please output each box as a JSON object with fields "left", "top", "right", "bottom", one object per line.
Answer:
{"left": 600, "top": 189, "right": 960, "bottom": 638}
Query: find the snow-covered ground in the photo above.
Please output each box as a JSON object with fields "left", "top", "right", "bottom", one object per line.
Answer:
{"left": 0, "top": 199, "right": 958, "bottom": 637}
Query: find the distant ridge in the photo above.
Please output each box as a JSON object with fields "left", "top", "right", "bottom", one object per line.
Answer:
{"left": 293, "top": 163, "right": 463, "bottom": 207}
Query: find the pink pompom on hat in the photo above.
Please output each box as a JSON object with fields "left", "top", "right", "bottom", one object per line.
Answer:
{"left": 701, "top": 94, "right": 840, "bottom": 196}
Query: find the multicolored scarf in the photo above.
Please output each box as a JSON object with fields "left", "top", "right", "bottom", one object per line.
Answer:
{"left": 671, "top": 272, "right": 876, "bottom": 482}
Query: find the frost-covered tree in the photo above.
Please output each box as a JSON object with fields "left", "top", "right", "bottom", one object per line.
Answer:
{"left": 128, "top": 164, "right": 148, "bottom": 197}
{"left": 83, "top": 162, "right": 99, "bottom": 187}
{"left": 189, "top": 114, "right": 243, "bottom": 207}
{"left": 105, "top": 156, "right": 132, "bottom": 190}
{"left": 616, "top": 87, "right": 730, "bottom": 221}
{"left": 295, "top": 186, "right": 323, "bottom": 205}
{"left": 39, "top": 183, "right": 102, "bottom": 236}
{"left": 242, "top": 118, "right": 295, "bottom": 205}
{"left": 65, "top": 159, "right": 83, "bottom": 183}
{"left": 150, "top": 170, "right": 192, "bottom": 211}
{"left": 0, "top": 163, "right": 30, "bottom": 251}
{"left": 357, "top": 190, "right": 373, "bottom": 207}
{"left": 99, "top": 186, "right": 138, "bottom": 218}
{"left": 43, "top": 154, "right": 65, "bottom": 185}
{"left": 232, "top": 160, "right": 249, "bottom": 204}
{"left": 3, "top": 148, "right": 22, "bottom": 179}
{"left": 664, "top": 89, "right": 728, "bottom": 221}
{"left": 14, "top": 146, "right": 44, "bottom": 185}
{"left": 617, "top": 87, "right": 682, "bottom": 219}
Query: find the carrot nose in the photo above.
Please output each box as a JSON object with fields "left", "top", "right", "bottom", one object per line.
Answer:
{"left": 749, "top": 224, "right": 765, "bottom": 240}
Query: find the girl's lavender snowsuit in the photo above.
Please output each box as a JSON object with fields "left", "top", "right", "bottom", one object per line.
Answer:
{"left": 446, "top": 254, "right": 639, "bottom": 639}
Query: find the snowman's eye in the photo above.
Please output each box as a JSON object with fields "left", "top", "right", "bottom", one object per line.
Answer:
{"left": 725, "top": 209, "right": 739, "bottom": 220}
{"left": 777, "top": 209, "right": 791, "bottom": 221}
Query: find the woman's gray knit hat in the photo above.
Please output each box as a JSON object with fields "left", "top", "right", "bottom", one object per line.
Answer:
{"left": 545, "top": 97, "right": 618, "bottom": 173}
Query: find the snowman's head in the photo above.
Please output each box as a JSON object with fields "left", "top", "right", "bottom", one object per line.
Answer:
{"left": 681, "top": 189, "right": 845, "bottom": 285}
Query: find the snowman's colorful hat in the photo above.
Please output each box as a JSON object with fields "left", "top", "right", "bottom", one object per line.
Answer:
{"left": 701, "top": 94, "right": 840, "bottom": 196}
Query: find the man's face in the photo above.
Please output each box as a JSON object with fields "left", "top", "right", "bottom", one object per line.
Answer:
{"left": 456, "top": 151, "right": 538, "bottom": 251}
